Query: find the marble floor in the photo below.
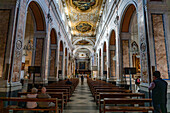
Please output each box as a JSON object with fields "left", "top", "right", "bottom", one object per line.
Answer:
{"left": 63, "top": 78, "right": 99, "bottom": 113}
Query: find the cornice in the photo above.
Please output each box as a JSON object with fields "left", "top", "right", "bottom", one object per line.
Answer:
{"left": 50, "top": 0, "right": 74, "bottom": 50}
{"left": 147, "top": 3, "right": 170, "bottom": 13}
{"left": 95, "top": 0, "right": 119, "bottom": 49}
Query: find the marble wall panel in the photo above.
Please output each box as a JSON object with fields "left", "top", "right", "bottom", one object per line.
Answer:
{"left": 110, "top": 51, "right": 116, "bottom": 77}
{"left": 34, "top": 38, "right": 44, "bottom": 76}
{"left": 35, "top": 39, "right": 44, "bottom": 66}
{"left": 49, "top": 49, "right": 56, "bottom": 77}
{"left": 169, "top": 14, "right": 170, "bottom": 37}
{"left": 59, "top": 54, "right": 63, "bottom": 70}
{"left": 68, "top": 61, "right": 71, "bottom": 76}
{"left": 100, "top": 57, "right": 102, "bottom": 77}
{"left": 94, "top": 55, "right": 97, "bottom": 66}
{"left": 99, "top": 57, "right": 101, "bottom": 77}
{"left": 152, "top": 14, "right": 169, "bottom": 79}
{"left": 122, "top": 40, "right": 129, "bottom": 67}
{"left": 65, "top": 59, "right": 67, "bottom": 76}
{"left": 0, "top": 10, "right": 10, "bottom": 78}
{"left": 104, "top": 55, "right": 107, "bottom": 71}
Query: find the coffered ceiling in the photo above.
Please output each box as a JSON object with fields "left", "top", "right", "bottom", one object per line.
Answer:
{"left": 64, "top": 0, "right": 104, "bottom": 38}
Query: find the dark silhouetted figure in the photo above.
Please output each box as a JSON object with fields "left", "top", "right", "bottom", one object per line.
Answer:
{"left": 81, "top": 75, "right": 84, "bottom": 85}
{"left": 149, "top": 71, "right": 167, "bottom": 113}
{"left": 66, "top": 79, "right": 72, "bottom": 85}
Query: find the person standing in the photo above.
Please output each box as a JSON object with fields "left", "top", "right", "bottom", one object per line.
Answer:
{"left": 135, "top": 76, "right": 140, "bottom": 92}
{"left": 148, "top": 71, "right": 168, "bottom": 113}
{"left": 81, "top": 74, "right": 84, "bottom": 84}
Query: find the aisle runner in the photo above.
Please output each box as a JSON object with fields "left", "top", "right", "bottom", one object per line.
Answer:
{"left": 63, "top": 78, "right": 98, "bottom": 113}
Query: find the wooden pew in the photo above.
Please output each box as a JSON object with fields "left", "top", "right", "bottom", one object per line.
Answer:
{"left": 46, "top": 86, "right": 71, "bottom": 90}
{"left": 95, "top": 89, "right": 131, "bottom": 101}
{"left": 48, "top": 78, "right": 79, "bottom": 92}
{"left": 45, "top": 86, "right": 71, "bottom": 97}
{"left": 39, "top": 87, "right": 70, "bottom": 101}
{"left": 103, "top": 98, "right": 154, "bottom": 113}
{"left": 0, "top": 97, "right": 58, "bottom": 113}
{"left": 20, "top": 90, "right": 68, "bottom": 105}
{"left": 18, "top": 92, "right": 64, "bottom": 113}
{"left": 45, "top": 89, "right": 70, "bottom": 102}
{"left": 92, "top": 87, "right": 125, "bottom": 97}
{"left": 98, "top": 93, "right": 145, "bottom": 113}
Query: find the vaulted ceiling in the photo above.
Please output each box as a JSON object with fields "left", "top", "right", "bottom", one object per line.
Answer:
{"left": 64, "top": 0, "right": 104, "bottom": 38}
{"left": 62, "top": 0, "right": 105, "bottom": 58}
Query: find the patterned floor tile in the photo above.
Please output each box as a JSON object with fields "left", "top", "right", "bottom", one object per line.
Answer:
{"left": 63, "top": 78, "right": 99, "bottom": 113}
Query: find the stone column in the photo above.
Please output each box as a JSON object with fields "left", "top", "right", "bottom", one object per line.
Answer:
{"left": 62, "top": 48, "right": 66, "bottom": 80}
{"left": 7, "top": 0, "right": 27, "bottom": 92}
{"left": 106, "top": 43, "right": 110, "bottom": 81}
{"left": 103, "top": 52, "right": 107, "bottom": 80}
{"left": 56, "top": 43, "right": 60, "bottom": 81}
{"left": 66, "top": 51, "right": 69, "bottom": 78}
{"left": 116, "top": 26, "right": 124, "bottom": 85}
{"left": 138, "top": 0, "right": 151, "bottom": 87}
{"left": 73, "top": 59, "right": 76, "bottom": 75}
{"left": 98, "top": 52, "right": 100, "bottom": 79}
{"left": 0, "top": 0, "right": 22, "bottom": 94}
{"left": 91, "top": 53, "right": 94, "bottom": 77}
{"left": 101, "top": 48, "right": 104, "bottom": 80}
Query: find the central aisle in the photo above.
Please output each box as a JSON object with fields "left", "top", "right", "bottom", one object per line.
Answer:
{"left": 63, "top": 78, "right": 98, "bottom": 113}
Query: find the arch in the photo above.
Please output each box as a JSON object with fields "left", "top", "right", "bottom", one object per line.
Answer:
{"left": 59, "top": 40, "right": 63, "bottom": 52}
{"left": 109, "top": 30, "right": 116, "bottom": 78}
{"left": 28, "top": 1, "right": 46, "bottom": 31}
{"left": 103, "top": 42, "right": 107, "bottom": 52}
{"left": 120, "top": 4, "right": 136, "bottom": 32}
{"left": 109, "top": 30, "right": 116, "bottom": 45}
{"left": 119, "top": 2, "right": 141, "bottom": 83}
{"left": 99, "top": 49, "right": 101, "bottom": 56}
{"left": 73, "top": 38, "right": 94, "bottom": 45}
{"left": 65, "top": 48, "right": 68, "bottom": 56}
{"left": 50, "top": 28, "right": 57, "bottom": 44}
{"left": 73, "top": 46, "right": 94, "bottom": 54}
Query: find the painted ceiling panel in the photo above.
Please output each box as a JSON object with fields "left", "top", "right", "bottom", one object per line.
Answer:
{"left": 65, "top": 0, "right": 103, "bottom": 37}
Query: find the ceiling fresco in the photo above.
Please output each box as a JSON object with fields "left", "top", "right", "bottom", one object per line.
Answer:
{"left": 76, "top": 22, "right": 92, "bottom": 32}
{"left": 65, "top": 0, "right": 103, "bottom": 37}
{"left": 72, "top": 0, "right": 96, "bottom": 11}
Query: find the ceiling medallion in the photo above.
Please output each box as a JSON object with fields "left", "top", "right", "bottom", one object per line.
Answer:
{"left": 76, "top": 22, "right": 92, "bottom": 33}
{"left": 71, "top": 0, "right": 96, "bottom": 11}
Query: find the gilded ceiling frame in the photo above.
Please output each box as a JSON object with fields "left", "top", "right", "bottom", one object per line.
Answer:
{"left": 69, "top": 0, "right": 99, "bottom": 12}
{"left": 75, "top": 21, "right": 93, "bottom": 33}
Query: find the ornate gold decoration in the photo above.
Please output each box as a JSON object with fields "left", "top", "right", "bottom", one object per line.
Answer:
{"left": 65, "top": 0, "right": 103, "bottom": 37}
{"left": 71, "top": 0, "right": 97, "bottom": 11}
{"left": 76, "top": 22, "right": 92, "bottom": 32}
{"left": 76, "top": 40, "right": 90, "bottom": 45}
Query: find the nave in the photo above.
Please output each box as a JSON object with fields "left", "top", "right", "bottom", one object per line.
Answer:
{"left": 0, "top": 0, "right": 170, "bottom": 112}
{"left": 63, "top": 78, "right": 98, "bottom": 113}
